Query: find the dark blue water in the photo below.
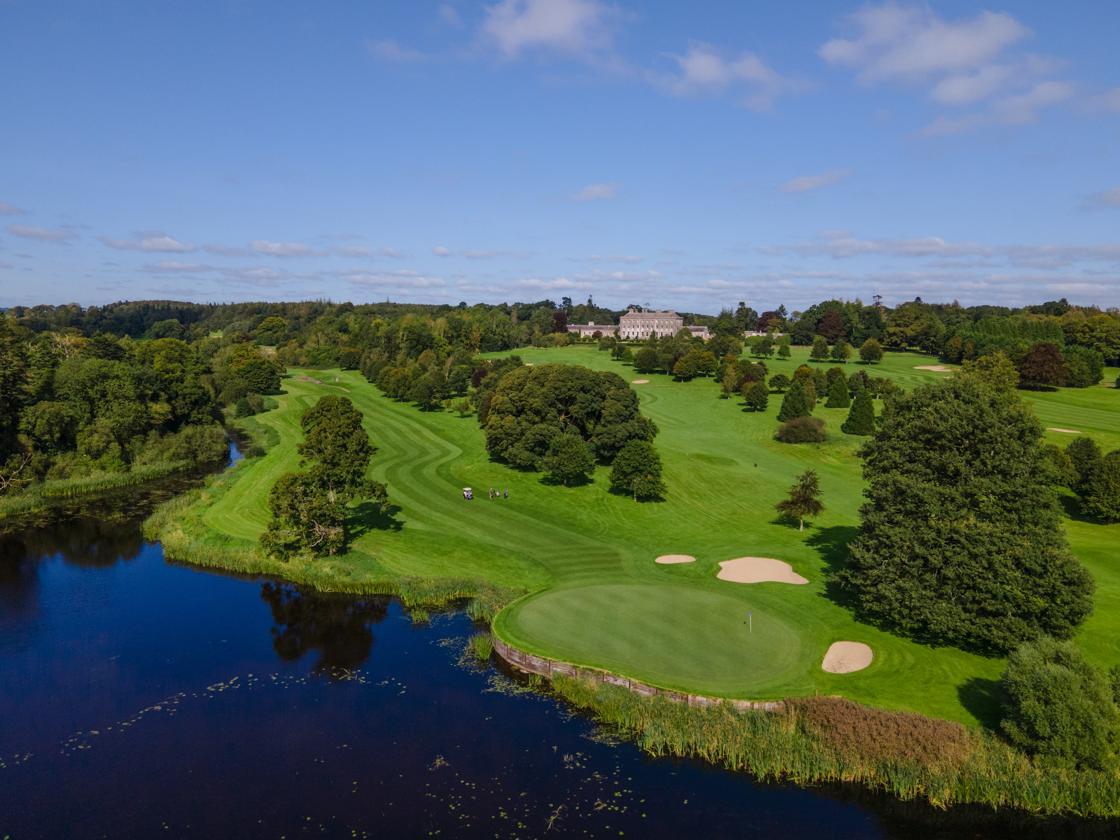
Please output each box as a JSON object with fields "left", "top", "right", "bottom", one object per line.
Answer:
{"left": 0, "top": 484, "right": 1110, "bottom": 837}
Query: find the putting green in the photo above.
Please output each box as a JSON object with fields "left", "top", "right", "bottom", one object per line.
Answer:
{"left": 496, "top": 583, "right": 804, "bottom": 696}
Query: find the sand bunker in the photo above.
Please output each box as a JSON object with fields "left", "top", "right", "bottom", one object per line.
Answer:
{"left": 655, "top": 554, "right": 696, "bottom": 565}
{"left": 632, "top": 379, "right": 650, "bottom": 384}
{"left": 822, "top": 641, "right": 874, "bottom": 674}
{"left": 1048, "top": 427, "right": 1080, "bottom": 434}
{"left": 716, "top": 557, "right": 808, "bottom": 585}
{"left": 914, "top": 365, "right": 952, "bottom": 373}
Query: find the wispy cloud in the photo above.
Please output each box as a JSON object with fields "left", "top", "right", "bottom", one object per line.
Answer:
{"left": 251, "top": 239, "right": 319, "bottom": 257}
{"left": 481, "top": 0, "right": 617, "bottom": 60}
{"left": 100, "top": 232, "right": 195, "bottom": 252}
{"left": 0, "top": 202, "right": 25, "bottom": 216}
{"left": 140, "top": 260, "right": 211, "bottom": 273}
{"left": 336, "top": 244, "right": 403, "bottom": 258}
{"left": 432, "top": 245, "right": 452, "bottom": 256}
{"left": 656, "top": 42, "right": 803, "bottom": 110}
{"left": 781, "top": 169, "right": 851, "bottom": 193}
{"left": 6, "top": 224, "right": 77, "bottom": 242}
{"left": 438, "top": 3, "right": 464, "bottom": 29}
{"left": 571, "top": 182, "right": 618, "bottom": 202}
{"left": 1083, "top": 187, "right": 1120, "bottom": 210}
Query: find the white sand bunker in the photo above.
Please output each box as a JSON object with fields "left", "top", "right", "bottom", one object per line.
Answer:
{"left": 822, "top": 641, "right": 874, "bottom": 674}
{"left": 1048, "top": 427, "right": 1080, "bottom": 434}
{"left": 655, "top": 554, "right": 696, "bottom": 565}
{"left": 717, "top": 557, "right": 808, "bottom": 585}
{"left": 914, "top": 364, "right": 952, "bottom": 373}
{"left": 632, "top": 379, "right": 650, "bottom": 384}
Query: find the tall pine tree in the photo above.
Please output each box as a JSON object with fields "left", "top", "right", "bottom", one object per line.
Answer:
{"left": 841, "top": 390, "right": 875, "bottom": 435}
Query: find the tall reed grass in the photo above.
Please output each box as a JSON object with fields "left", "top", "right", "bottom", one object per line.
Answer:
{"left": 548, "top": 676, "right": 1120, "bottom": 818}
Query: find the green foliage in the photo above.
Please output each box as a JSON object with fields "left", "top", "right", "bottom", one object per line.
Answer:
{"left": 1000, "top": 637, "right": 1120, "bottom": 770}
{"left": 830, "top": 339, "right": 851, "bottom": 363}
{"left": 482, "top": 364, "right": 656, "bottom": 473}
{"left": 742, "top": 380, "right": 769, "bottom": 412}
{"left": 809, "top": 336, "right": 830, "bottom": 361}
{"left": 958, "top": 351, "right": 1019, "bottom": 391}
{"left": 768, "top": 373, "right": 790, "bottom": 392}
{"left": 840, "top": 378, "right": 1093, "bottom": 653}
{"left": 1065, "top": 436, "right": 1103, "bottom": 489}
{"left": 262, "top": 395, "right": 388, "bottom": 558}
{"left": 212, "top": 342, "right": 283, "bottom": 401}
{"left": 633, "top": 346, "right": 660, "bottom": 374}
{"left": 608, "top": 439, "right": 665, "bottom": 501}
{"left": 825, "top": 376, "right": 850, "bottom": 408}
{"left": 775, "top": 416, "right": 827, "bottom": 444}
{"left": 859, "top": 338, "right": 883, "bottom": 364}
{"left": 841, "top": 390, "right": 875, "bottom": 436}
{"left": 542, "top": 432, "right": 595, "bottom": 485}
{"left": 1063, "top": 345, "right": 1104, "bottom": 388}
{"left": 777, "top": 380, "right": 813, "bottom": 422}
{"left": 775, "top": 469, "right": 824, "bottom": 529}
{"left": 1081, "top": 451, "right": 1120, "bottom": 522}
{"left": 1041, "top": 444, "right": 1077, "bottom": 487}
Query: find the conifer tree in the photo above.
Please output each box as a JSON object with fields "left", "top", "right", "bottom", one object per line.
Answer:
{"left": 825, "top": 376, "right": 850, "bottom": 408}
{"left": 777, "top": 380, "right": 813, "bottom": 422}
{"left": 841, "top": 389, "right": 875, "bottom": 435}
{"left": 776, "top": 469, "right": 824, "bottom": 530}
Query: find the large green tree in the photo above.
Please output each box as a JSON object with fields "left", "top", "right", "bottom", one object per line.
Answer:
{"left": 1082, "top": 451, "right": 1120, "bottom": 522}
{"left": 777, "top": 380, "right": 813, "bottom": 422}
{"left": 838, "top": 378, "right": 1093, "bottom": 653}
{"left": 542, "top": 432, "right": 595, "bottom": 485}
{"left": 775, "top": 469, "right": 824, "bottom": 530}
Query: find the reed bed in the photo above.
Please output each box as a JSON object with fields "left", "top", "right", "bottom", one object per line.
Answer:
{"left": 549, "top": 676, "right": 1120, "bottom": 818}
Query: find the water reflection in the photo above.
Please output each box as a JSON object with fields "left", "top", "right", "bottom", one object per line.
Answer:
{"left": 260, "top": 582, "right": 390, "bottom": 676}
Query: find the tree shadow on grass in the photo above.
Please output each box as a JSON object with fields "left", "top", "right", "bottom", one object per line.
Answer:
{"left": 958, "top": 676, "right": 1006, "bottom": 731}
{"left": 1057, "top": 492, "right": 1098, "bottom": 525}
{"left": 539, "top": 473, "right": 593, "bottom": 488}
{"left": 348, "top": 500, "right": 403, "bottom": 539}
{"left": 806, "top": 525, "right": 860, "bottom": 609}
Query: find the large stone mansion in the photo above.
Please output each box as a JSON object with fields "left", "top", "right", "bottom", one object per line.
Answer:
{"left": 567, "top": 308, "right": 710, "bottom": 341}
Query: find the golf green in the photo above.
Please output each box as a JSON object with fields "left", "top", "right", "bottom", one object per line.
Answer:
{"left": 495, "top": 583, "right": 805, "bottom": 696}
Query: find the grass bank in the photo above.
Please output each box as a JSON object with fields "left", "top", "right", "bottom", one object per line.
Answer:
{"left": 548, "top": 675, "right": 1120, "bottom": 818}
{"left": 0, "top": 459, "right": 198, "bottom": 523}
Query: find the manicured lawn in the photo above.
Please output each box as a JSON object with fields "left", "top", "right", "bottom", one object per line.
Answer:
{"left": 166, "top": 344, "right": 1120, "bottom": 726}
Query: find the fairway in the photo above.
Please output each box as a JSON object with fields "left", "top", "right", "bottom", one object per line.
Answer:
{"left": 494, "top": 583, "right": 804, "bottom": 695}
{"left": 163, "top": 343, "right": 1120, "bottom": 725}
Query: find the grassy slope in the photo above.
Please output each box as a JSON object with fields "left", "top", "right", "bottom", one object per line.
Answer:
{"left": 162, "top": 348, "right": 1120, "bottom": 726}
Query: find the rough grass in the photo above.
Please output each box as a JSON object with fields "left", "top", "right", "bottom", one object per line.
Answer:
{"left": 147, "top": 346, "right": 1120, "bottom": 728}
{"left": 549, "top": 675, "right": 1120, "bottom": 817}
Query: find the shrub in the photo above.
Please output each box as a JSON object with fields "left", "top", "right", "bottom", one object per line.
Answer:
{"left": 775, "top": 416, "right": 826, "bottom": 443}
{"left": 1000, "top": 637, "right": 1120, "bottom": 770}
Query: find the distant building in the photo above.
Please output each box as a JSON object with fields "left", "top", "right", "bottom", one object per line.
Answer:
{"left": 567, "top": 307, "right": 710, "bottom": 341}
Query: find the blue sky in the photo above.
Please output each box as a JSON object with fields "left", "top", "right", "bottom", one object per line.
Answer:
{"left": 2, "top": 0, "right": 1118, "bottom": 313}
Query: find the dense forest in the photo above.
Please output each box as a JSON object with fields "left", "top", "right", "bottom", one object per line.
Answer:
{"left": 2, "top": 295, "right": 1117, "bottom": 505}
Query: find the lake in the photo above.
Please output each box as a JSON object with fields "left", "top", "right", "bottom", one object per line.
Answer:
{"left": 0, "top": 467, "right": 1111, "bottom": 837}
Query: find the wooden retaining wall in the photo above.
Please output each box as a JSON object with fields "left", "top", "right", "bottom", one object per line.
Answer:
{"left": 492, "top": 637, "right": 785, "bottom": 714}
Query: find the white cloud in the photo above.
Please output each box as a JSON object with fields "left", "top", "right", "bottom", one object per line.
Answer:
{"left": 572, "top": 182, "right": 618, "bottom": 202}
{"left": 820, "top": 5, "right": 1028, "bottom": 85}
{"left": 920, "top": 80, "right": 1074, "bottom": 136}
{"left": 513, "top": 276, "right": 592, "bottom": 291}
{"left": 1088, "top": 87, "right": 1120, "bottom": 112}
{"left": 336, "top": 244, "right": 404, "bottom": 258}
{"left": 342, "top": 269, "right": 445, "bottom": 289}
{"left": 781, "top": 169, "right": 851, "bottom": 193}
{"left": 930, "top": 65, "right": 1014, "bottom": 106}
{"left": 482, "top": 0, "right": 615, "bottom": 59}
{"left": 366, "top": 38, "right": 428, "bottom": 63}
{"left": 251, "top": 239, "right": 317, "bottom": 257}
{"left": 100, "top": 232, "right": 195, "bottom": 252}
{"left": 432, "top": 245, "right": 452, "bottom": 256}
{"left": 203, "top": 243, "right": 250, "bottom": 257}
{"left": 0, "top": 202, "right": 24, "bottom": 215}
{"left": 6, "top": 224, "right": 77, "bottom": 242}
{"left": 1083, "top": 187, "right": 1120, "bottom": 210}
{"left": 658, "top": 42, "right": 800, "bottom": 110}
